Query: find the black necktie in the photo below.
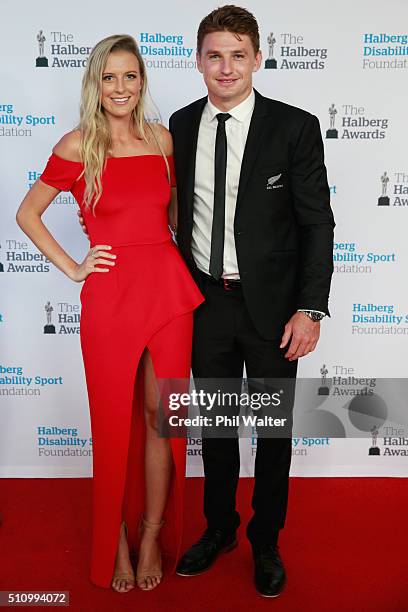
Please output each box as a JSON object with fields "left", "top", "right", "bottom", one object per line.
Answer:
{"left": 209, "top": 112, "right": 231, "bottom": 280}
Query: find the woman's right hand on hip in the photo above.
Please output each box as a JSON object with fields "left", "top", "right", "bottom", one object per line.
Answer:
{"left": 70, "top": 245, "right": 116, "bottom": 282}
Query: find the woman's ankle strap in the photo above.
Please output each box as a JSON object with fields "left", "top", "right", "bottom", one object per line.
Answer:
{"left": 141, "top": 516, "right": 165, "bottom": 531}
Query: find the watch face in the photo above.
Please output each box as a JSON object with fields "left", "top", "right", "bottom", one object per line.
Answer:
{"left": 303, "top": 311, "right": 324, "bottom": 321}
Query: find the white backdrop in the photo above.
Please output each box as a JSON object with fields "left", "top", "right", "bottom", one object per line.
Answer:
{"left": 1, "top": 0, "right": 407, "bottom": 478}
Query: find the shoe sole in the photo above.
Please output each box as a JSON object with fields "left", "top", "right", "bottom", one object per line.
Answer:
{"left": 258, "top": 590, "right": 283, "bottom": 598}
{"left": 176, "top": 539, "right": 238, "bottom": 577}
{"left": 256, "top": 579, "right": 286, "bottom": 598}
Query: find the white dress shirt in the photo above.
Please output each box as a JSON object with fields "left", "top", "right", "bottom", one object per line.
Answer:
{"left": 192, "top": 90, "right": 255, "bottom": 279}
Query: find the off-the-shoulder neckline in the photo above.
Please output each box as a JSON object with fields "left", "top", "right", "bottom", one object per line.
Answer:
{"left": 51, "top": 152, "right": 173, "bottom": 164}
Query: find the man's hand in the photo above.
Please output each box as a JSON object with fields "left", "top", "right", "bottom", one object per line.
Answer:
{"left": 280, "top": 312, "right": 320, "bottom": 361}
{"left": 77, "top": 210, "right": 89, "bottom": 239}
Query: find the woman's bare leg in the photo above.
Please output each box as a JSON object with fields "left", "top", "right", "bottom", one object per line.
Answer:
{"left": 136, "top": 348, "right": 173, "bottom": 590}
{"left": 111, "top": 522, "right": 135, "bottom": 593}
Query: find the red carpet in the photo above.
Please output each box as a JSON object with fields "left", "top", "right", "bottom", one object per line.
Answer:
{"left": 0, "top": 478, "right": 406, "bottom": 612}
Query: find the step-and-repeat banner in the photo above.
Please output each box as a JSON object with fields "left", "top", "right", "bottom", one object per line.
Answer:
{"left": 1, "top": 0, "right": 407, "bottom": 477}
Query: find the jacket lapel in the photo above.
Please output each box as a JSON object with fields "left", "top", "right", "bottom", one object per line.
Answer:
{"left": 182, "top": 96, "right": 207, "bottom": 226}
{"left": 236, "top": 89, "right": 270, "bottom": 212}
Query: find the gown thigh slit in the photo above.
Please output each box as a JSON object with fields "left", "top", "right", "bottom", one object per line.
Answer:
{"left": 121, "top": 313, "right": 194, "bottom": 581}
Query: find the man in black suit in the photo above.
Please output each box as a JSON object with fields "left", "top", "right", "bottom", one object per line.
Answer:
{"left": 169, "top": 5, "right": 334, "bottom": 598}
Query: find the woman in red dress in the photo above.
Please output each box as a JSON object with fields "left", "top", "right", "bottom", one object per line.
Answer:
{"left": 16, "top": 34, "right": 203, "bottom": 592}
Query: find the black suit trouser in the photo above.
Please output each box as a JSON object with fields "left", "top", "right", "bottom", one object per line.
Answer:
{"left": 192, "top": 274, "right": 297, "bottom": 546}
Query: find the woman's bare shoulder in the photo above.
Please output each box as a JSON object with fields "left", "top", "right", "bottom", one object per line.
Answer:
{"left": 52, "top": 130, "right": 81, "bottom": 162}
{"left": 150, "top": 122, "right": 173, "bottom": 156}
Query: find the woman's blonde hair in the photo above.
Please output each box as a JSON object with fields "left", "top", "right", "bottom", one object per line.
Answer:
{"left": 78, "top": 34, "right": 168, "bottom": 212}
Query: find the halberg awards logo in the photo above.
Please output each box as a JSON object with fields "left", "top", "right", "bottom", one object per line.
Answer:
{"left": 34, "top": 30, "right": 91, "bottom": 68}
{"left": 318, "top": 364, "right": 329, "bottom": 396}
{"left": 0, "top": 240, "right": 50, "bottom": 272}
{"left": 369, "top": 425, "right": 380, "bottom": 455}
{"left": 367, "top": 424, "right": 408, "bottom": 457}
{"left": 326, "top": 104, "right": 338, "bottom": 139}
{"left": 298, "top": 364, "right": 408, "bottom": 458}
{"left": 348, "top": 395, "right": 387, "bottom": 457}
{"left": 378, "top": 172, "right": 390, "bottom": 206}
{"left": 263, "top": 31, "right": 328, "bottom": 70}
{"left": 326, "top": 103, "right": 389, "bottom": 140}
{"left": 316, "top": 364, "right": 377, "bottom": 400}
{"left": 314, "top": 365, "right": 395, "bottom": 457}
{"left": 43, "top": 301, "right": 81, "bottom": 334}
{"left": 264, "top": 32, "right": 277, "bottom": 69}
{"left": 36, "top": 30, "right": 48, "bottom": 67}
{"left": 377, "top": 171, "right": 408, "bottom": 207}
{"left": 44, "top": 301, "right": 55, "bottom": 334}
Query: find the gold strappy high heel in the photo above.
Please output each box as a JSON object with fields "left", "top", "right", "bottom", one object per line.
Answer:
{"left": 136, "top": 517, "right": 164, "bottom": 591}
{"left": 111, "top": 521, "right": 135, "bottom": 593}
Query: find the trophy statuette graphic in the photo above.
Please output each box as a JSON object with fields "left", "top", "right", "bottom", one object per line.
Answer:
{"left": 378, "top": 171, "right": 390, "bottom": 206}
{"left": 326, "top": 104, "right": 338, "bottom": 139}
{"left": 44, "top": 301, "right": 56, "bottom": 334}
{"left": 369, "top": 424, "right": 380, "bottom": 455}
{"left": 36, "top": 30, "right": 48, "bottom": 67}
{"left": 318, "top": 364, "right": 330, "bottom": 396}
{"left": 265, "top": 32, "right": 277, "bottom": 69}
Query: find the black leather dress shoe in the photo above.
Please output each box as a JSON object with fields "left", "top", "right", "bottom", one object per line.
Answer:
{"left": 176, "top": 528, "right": 237, "bottom": 576}
{"left": 252, "top": 544, "right": 286, "bottom": 597}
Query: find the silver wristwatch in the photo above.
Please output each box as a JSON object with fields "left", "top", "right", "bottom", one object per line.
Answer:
{"left": 301, "top": 310, "right": 325, "bottom": 322}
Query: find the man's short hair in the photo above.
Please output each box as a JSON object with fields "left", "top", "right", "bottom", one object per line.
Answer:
{"left": 197, "top": 5, "right": 260, "bottom": 55}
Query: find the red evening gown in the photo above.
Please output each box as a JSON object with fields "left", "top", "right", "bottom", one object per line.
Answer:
{"left": 40, "top": 151, "right": 204, "bottom": 588}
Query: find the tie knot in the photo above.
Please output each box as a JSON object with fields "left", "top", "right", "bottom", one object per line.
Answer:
{"left": 216, "top": 113, "right": 231, "bottom": 124}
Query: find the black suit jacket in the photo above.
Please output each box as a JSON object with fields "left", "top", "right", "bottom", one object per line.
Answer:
{"left": 169, "top": 89, "right": 335, "bottom": 339}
